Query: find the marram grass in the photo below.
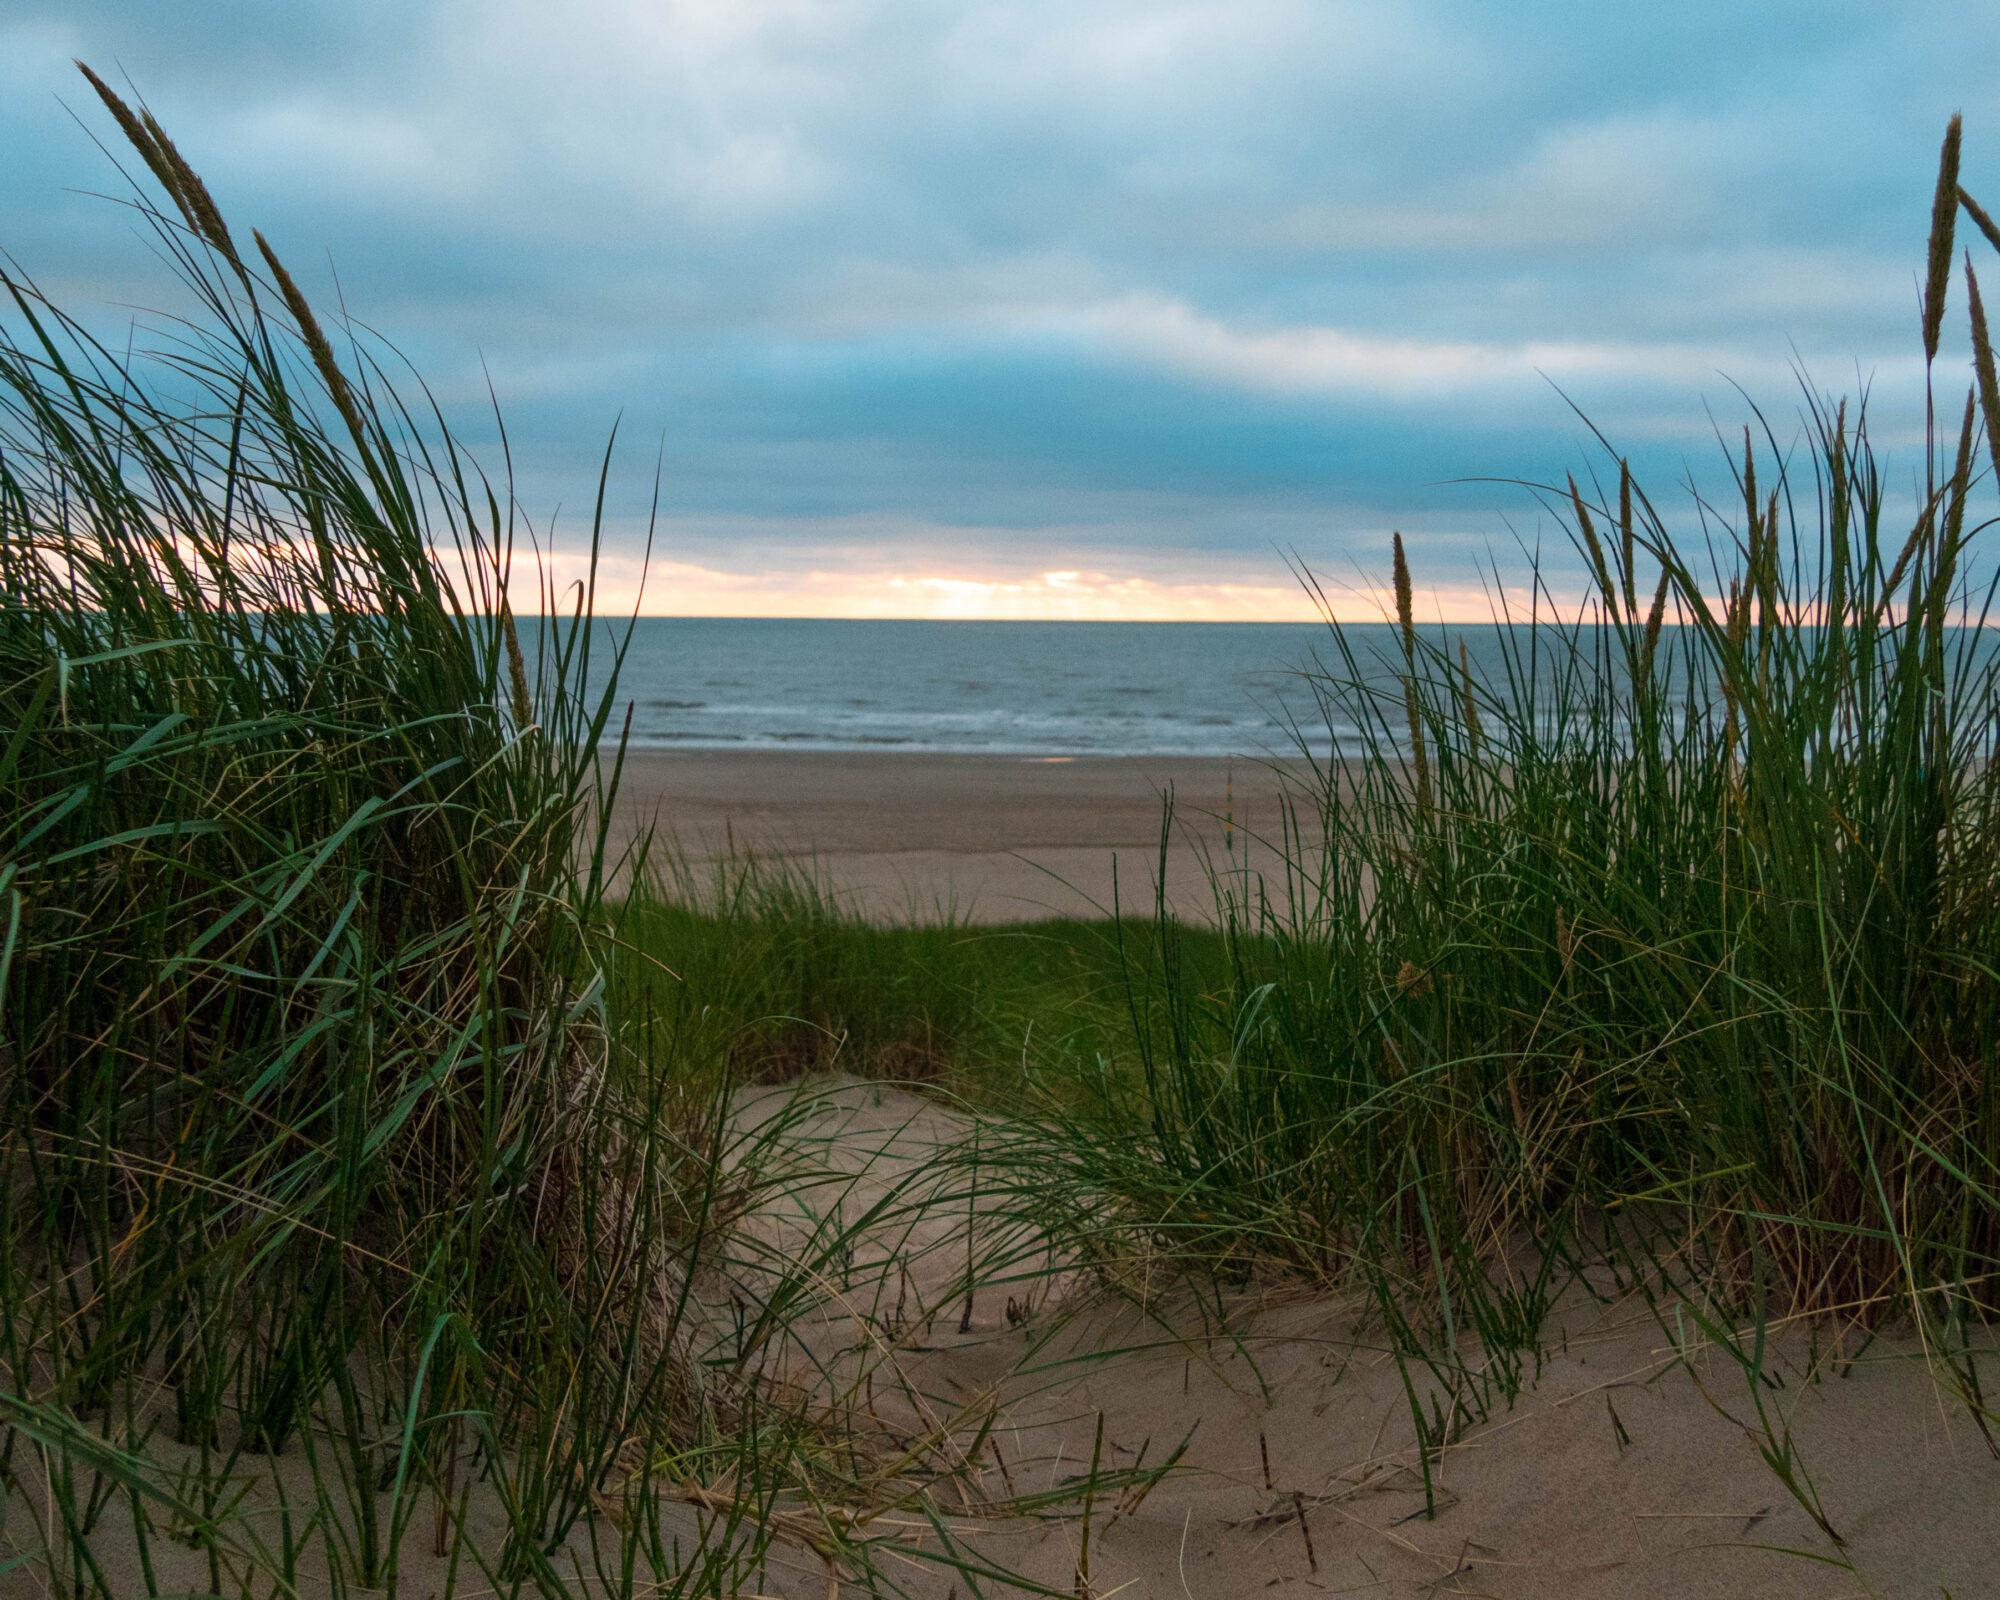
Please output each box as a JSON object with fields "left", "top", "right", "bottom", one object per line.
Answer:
{"left": 1, "top": 70, "right": 1144, "bottom": 1600}
{"left": 0, "top": 67, "right": 1021, "bottom": 1600}
{"left": 977, "top": 119, "right": 2000, "bottom": 1472}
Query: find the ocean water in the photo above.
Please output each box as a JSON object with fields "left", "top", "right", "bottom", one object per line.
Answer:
{"left": 563, "top": 618, "right": 2000, "bottom": 758}
{"left": 587, "top": 618, "right": 1377, "bottom": 757}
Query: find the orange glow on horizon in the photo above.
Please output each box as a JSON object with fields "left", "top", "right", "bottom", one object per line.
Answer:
{"left": 517, "top": 551, "right": 1543, "bottom": 624}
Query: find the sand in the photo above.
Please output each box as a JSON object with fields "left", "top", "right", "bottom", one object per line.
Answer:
{"left": 16, "top": 1077, "right": 1995, "bottom": 1599}
{"left": 23, "top": 757, "right": 1995, "bottom": 1597}
{"left": 599, "top": 754, "right": 1999, "bottom": 1596}
{"left": 727, "top": 1079, "right": 2000, "bottom": 1600}
{"left": 604, "top": 750, "right": 1312, "bottom": 923}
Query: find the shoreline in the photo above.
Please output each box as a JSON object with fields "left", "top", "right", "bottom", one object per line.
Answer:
{"left": 603, "top": 749, "right": 1315, "bottom": 923}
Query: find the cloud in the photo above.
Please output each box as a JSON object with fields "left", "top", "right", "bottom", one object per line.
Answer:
{"left": 1051, "top": 291, "right": 1843, "bottom": 398}
{"left": 2, "top": 0, "right": 1997, "bottom": 616}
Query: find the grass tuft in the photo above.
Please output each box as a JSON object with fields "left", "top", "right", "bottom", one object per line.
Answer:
{"left": 0, "top": 65, "right": 906, "bottom": 1599}
{"left": 979, "top": 120, "right": 2000, "bottom": 1478}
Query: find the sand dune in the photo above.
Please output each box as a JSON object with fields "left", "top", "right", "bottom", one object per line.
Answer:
{"left": 588, "top": 755, "right": 2000, "bottom": 1596}
{"left": 727, "top": 1079, "right": 2000, "bottom": 1600}
{"left": 23, "top": 1077, "right": 1994, "bottom": 1599}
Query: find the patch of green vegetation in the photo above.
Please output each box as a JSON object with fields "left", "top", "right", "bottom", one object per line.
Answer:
{"left": 609, "top": 856, "right": 1236, "bottom": 1107}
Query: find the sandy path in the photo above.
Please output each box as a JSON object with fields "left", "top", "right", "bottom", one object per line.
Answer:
{"left": 605, "top": 751, "right": 1316, "bottom": 923}
{"left": 726, "top": 1078, "right": 2000, "bottom": 1600}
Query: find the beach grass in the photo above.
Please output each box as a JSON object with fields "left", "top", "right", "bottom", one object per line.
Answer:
{"left": 924, "top": 119, "right": 2000, "bottom": 1512}
{"left": 0, "top": 68, "right": 1017, "bottom": 1599}
{"left": 1, "top": 70, "right": 1184, "bottom": 1600}
{"left": 597, "top": 120, "right": 2000, "bottom": 1541}
{"left": 589, "top": 120, "right": 2000, "bottom": 1546}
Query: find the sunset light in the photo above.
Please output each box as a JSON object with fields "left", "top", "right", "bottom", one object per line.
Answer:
{"left": 528, "top": 547, "right": 1536, "bottom": 622}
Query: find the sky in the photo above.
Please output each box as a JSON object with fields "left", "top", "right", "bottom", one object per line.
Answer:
{"left": 4, "top": 2, "right": 1998, "bottom": 618}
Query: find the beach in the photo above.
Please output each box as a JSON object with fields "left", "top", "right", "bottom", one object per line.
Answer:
{"left": 16, "top": 71, "right": 2000, "bottom": 1600}
{"left": 606, "top": 748, "right": 1309, "bottom": 922}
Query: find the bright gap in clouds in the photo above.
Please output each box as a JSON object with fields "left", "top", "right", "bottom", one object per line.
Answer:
{"left": 527, "top": 547, "right": 1533, "bottom": 623}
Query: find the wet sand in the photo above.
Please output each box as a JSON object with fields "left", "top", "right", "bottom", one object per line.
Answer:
{"left": 605, "top": 749, "right": 1315, "bottom": 922}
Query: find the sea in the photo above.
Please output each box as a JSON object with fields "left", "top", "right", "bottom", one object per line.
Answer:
{"left": 556, "top": 617, "right": 2000, "bottom": 759}
{"left": 581, "top": 618, "right": 1400, "bottom": 758}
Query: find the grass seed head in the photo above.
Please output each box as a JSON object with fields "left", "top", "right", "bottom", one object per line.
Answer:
{"left": 254, "top": 230, "right": 369, "bottom": 448}
{"left": 1640, "top": 566, "right": 1670, "bottom": 683}
{"left": 1967, "top": 260, "right": 2000, "bottom": 485}
{"left": 1391, "top": 533, "right": 1430, "bottom": 815}
{"left": 1926, "top": 113, "right": 1964, "bottom": 361}
{"left": 1961, "top": 183, "right": 2000, "bottom": 256}
{"left": 1391, "top": 531, "right": 1415, "bottom": 652}
{"left": 1618, "top": 459, "right": 1636, "bottom": 616}
{"left": 76, "top": 63, "right": 238, "bottom": 263}
{"left": 1569, "top": 475, "right": 1612, "bottom": 610}
{"left": 138, "top": 109, "right": 237, "bottom": 262}
{"left": 1458, "top": 635, "right": 1482, "bottom": 753}
{"left": 75, "top": 64, "right": 199, "bottom": 234}
{"left": 503, "top": 603, "right": 535, "bottom": 729}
